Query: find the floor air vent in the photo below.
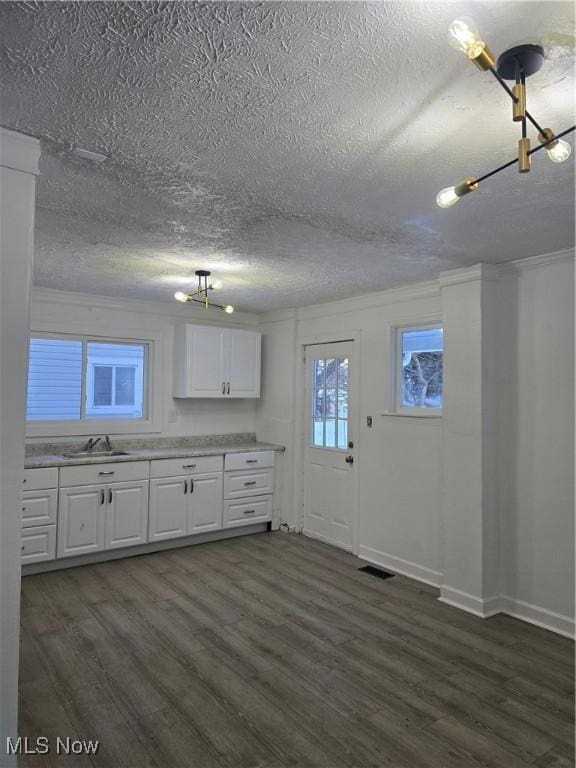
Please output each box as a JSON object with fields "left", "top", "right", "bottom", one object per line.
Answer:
{"left": 358, "top": 565, "right": 395, "bottom": 580}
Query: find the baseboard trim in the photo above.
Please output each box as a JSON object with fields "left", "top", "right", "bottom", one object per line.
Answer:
{"left": 499, "top": 596, "right": 575, "bottom": 639}
{"left": 439, "top": 586, "right": 502, "bottom": 618}
{"left": 358, "top": 546, "right": 443, "bottom": 588}
{"left": 439, "top": 586, "right": 575, "bottom": 637}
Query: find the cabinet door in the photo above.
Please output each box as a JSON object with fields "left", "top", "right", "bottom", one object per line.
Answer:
{"left": 58, "top": 485, "right": 106, "bottom": 558}
{"left": 174, "top": 325, "right": 228, "bottom": 398}
{"left": 188, "top": 472, "right": 223, "bottom": 534}
{"left": 106, "top": 480, "right": 149, "bottom": 550}
{"left": 149, "top": 476, "right": 188, "bottom": 541}
{"left": 228, "top": 330, "right": 261, "bottom": 398}
{"left": 21, "top": 489, "right": 58, "bottom": 528}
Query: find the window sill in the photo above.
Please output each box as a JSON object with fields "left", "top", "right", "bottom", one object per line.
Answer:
{"left": 26, "top": 419, "right": 161, "bottom": 438}
{"left": 381, "top": 410, "right": 442, "bottom": 419}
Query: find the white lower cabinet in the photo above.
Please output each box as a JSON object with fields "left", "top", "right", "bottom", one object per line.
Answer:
{"left": 223, "top": 496, "right": 273, "bottom": 527}
{"left": 58, "top": 484, "right": 106, "bottom": 558}
{"left": 106, "top": 480, "right": 149, "bottom": 549}
{"left": 189, "top": 473, "right": 223, "bottom": 534}
{"left": 59, "top": 479, "right": 150, "bottom": 558}
{"left": 21, "top": 524, "right": 57, "bottom": 564}
{"left": 149, "top": 476, "right": 188, "bottom": 542}
{"left": 148, "top": 471, "right": 223, "bottom": 540}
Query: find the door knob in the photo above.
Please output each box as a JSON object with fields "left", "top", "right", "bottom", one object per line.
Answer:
{"left": 345, "top": 455, "right": 354, "bottom": 464}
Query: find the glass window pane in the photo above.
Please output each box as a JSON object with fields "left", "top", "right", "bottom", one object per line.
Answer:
{"left": 93, "top": 366, "right": 113, "bottom": 406}
{"left": 325, "top": 359, "right": 338, "bottom": 387}
{"left": 337, "top": 357, "right": 348, "bottom": 389}
{"left": 115, "top": 366, "right": 135, "bottom": 406}
{"left": 314, "top": 359, "right": 325, "bottom": 389}
{"left": 26, "top": 338, "right": 83, "bottom": 421}
{"left": 337, "top": 389, "right": 348, "bottom": 419}
{"left": 87, "top": 342, "right": 145, "bottom": 419}
{"left": 401, "top": 328, "right": 443, "bottom": 408}
{"left": 337, "top": 420, "right": 348, "bottom": 449}
{"left": 325, "top": 419, "right": 336, "bottom": 448}
{"left": 325, "top": 389, "right": 336, "bottom": 418}
{"left": 313, "top": 420, "right": 324, "bottom": 446}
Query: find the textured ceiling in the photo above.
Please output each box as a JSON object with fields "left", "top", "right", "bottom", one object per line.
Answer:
{"left": 0, "top": 1, "right": 574, "bottom": 312}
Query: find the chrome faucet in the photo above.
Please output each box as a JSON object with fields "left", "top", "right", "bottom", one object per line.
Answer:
{"left": 81, "top": 436, "right": 102, "bottom": 453}
{"left": 102, "top": 435, "right": 112, "bottom": 452}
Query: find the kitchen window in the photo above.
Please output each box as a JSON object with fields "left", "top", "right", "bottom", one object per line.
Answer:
{"left": 26, "top": 335, "right": 150, "bottom": 430}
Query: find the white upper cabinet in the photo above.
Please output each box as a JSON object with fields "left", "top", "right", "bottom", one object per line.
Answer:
{"left": 173, "top": 324, "right": 261, "bottom": 399}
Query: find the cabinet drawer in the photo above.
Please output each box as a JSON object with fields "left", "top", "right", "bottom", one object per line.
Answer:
{"left": 224, "top": 469, "right": 274, "bottom": 499}
{"left": 150, "top": 455, "right": 223, "bottom": 479}
{"left": 60, "top": 460, "right": 149, "bottom": 487}
{"left": 224, "top": 451, "right": 275, "bottom": 471}
{"left": 22, "top": 467, "right": 58, "bottom": 491}
{"left": 21, "top": 525, "right": 56, "bottom": 564}
{"left": 223, "top": 496, "right": 272, "bottom": 528}
{"left": 21, "top": 489, "right": 57, "bottom": 528}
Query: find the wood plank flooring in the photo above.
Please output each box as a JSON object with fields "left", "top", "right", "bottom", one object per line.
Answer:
{"left": 17, "top": 532, "right": 575, "bottom": 768}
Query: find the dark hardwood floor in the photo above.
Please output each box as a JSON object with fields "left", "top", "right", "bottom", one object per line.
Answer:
{"left": 17, "top": 532, "right": 575, "bottom": 768}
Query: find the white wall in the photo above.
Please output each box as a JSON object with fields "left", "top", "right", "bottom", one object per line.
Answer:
{"left": 259, "top": 284, "right": 444, "bottom": 584}
{"left": 27, "top": 288, "right": 260, "bottom": 442}
{"left": 498, "top": 253, "right": 575, "bottom": 628}
{"left": 259, "top": 252, "right": 575, "bottom": 636}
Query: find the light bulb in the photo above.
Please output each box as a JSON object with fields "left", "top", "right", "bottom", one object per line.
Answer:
{"left": 448, "top": 17, "right": 486, "bottom": 60}
{"left": 436, "top": 186, "right": 460, "bottom": 208}
{"left": 210, "top": 279, "right": 224, "bottom": 290}
{"left": 174, "top": 291, "right": 189, "bottom": 303}
{"left": 546, "top": 139, "right": 572, "bottom": 163}
{"left": 224, "top": 305, "right": 234, "bottom": 314}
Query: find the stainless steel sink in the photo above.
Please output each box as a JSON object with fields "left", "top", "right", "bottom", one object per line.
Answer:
{"left": 59, "top": 450, "right": 132, "bottom": 459}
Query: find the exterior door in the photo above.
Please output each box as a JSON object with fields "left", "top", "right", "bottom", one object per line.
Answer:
{"left": 149, "top": 476, "right": 188, "bottom": 541}
{"left": 58, "top": 484, "right": 106, "bottom": 558}
{"left": 303, "top": 342, "right": 356, "bottom": 552}
{"left": 188, "top": 472, "right": 223, "bottom": 534}
{"left": 106, "top": 480, "right": 149, "bottom": 549}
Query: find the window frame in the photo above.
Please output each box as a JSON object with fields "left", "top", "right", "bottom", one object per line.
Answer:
{"left": 390, "top": 322, "right": 444, "bottom": 418}
{"left": 26, "top": 331, "right": 161, "bottom": 437}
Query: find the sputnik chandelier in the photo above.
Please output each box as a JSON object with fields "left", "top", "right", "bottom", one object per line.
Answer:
{"left": 437, "top": 17, "right": 575, "bottom": 208}
{"left": 174, "top": 270, "right": 234, "bottom": 313}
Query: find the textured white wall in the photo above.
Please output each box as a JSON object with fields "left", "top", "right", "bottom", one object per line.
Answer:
{"left": 498, "top": 254, "right": 575, "bottom": 625}
{"left": 27, "top": 289, "right": 261, "bottom": 443}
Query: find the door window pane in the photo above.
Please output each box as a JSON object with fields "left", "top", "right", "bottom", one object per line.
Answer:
{"left": 311, "top": 354, "right": 349, "bottom": 449}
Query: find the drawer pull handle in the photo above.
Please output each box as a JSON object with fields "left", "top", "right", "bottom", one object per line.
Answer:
{"left": 99, "top": 471, "right": 115, "bottom": 476}
{"left": 244, "top": 481, "right": 257, "bottom": 486}
{"left": 182, "top": 464, "right": 197, "bottom": 469}
{"left": 243, "top": 509, "right": 256, "bottom": 515}
{"left": 22, "top": 507, "right": 26, "bottom": 512}
{"left": 245, "top": 459, "right": 258, "bottom": 464}
{"left": 23, "top": 479, "right": 27, "bottom": 483}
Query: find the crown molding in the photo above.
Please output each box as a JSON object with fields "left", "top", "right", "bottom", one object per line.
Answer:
{"left": 0, "top": 127, "right": 41, "bottom": 176}
{"left": 31, "top": 287, "right": 259, "bottom": 327}
{"left": 504, "top": 248, "right": 575, "bottom": 273}
{"left": 293, "top": 279, "right": 440, "bottom": 322}
{"left": 439, "top": 263, "right": 501, "bottom": 289}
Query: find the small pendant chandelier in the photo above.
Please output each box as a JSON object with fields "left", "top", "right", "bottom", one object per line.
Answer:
{"left": 174, "top": 270, "right": 234, "bottom": 313}
{"left": 436, "top": 17, "right": 575, "bottom": 208}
